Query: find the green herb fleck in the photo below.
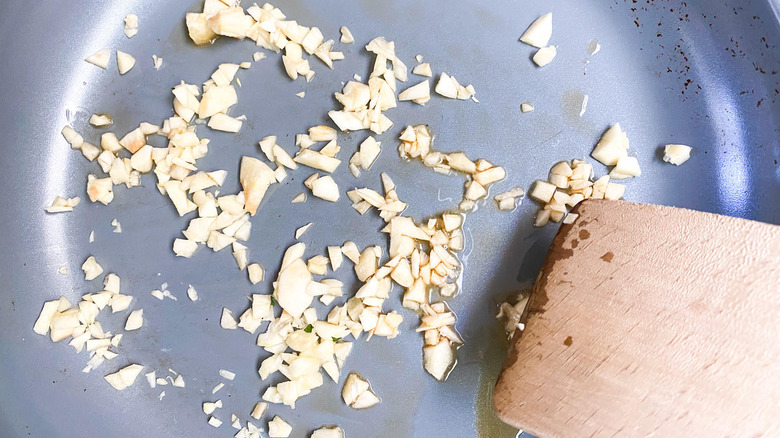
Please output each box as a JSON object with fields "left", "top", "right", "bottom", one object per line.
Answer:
{"left": 332, "top": 337, "right": 341, "bottom": 342}
{"left": 304, "top": 324, "right": 313, "bottom": 333}
{"left": 270, "top": 296, "right": 277, "bottom": 306}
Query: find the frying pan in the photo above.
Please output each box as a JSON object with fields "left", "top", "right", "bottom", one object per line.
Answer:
{"left": 0, "top": 1, "right": 777, "bottom": 437}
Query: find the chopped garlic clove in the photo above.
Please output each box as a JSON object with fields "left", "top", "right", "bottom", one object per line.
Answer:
{"left": 124, "top": 309, "right": 143, "bottom": 331}
{"left": 520, "top": 13, "right": 553, "bottom": 48}
{"left": 609, "top": 156, "right": 642, "bottom": 179}
{"left": 247, "top": 263, "right": 265, "bottom": 284}
{"left": 104, "top": 364, "right": 143, "bottom": 390}
{"left": 250, "top": 401, "right": 268, "bottom": 419}
{"left": 592, "top": 124, "right": 630, "bottom": 166}
{"left": 312, "top": 426, "right": 345, "bottom": 438}
{"left": 117, "top": 51, "right": 136, "bottom": 74}
{"left": 208, "top": 113, "right": 243, "bottom": 133}
{"left": 124, "top": 14, "right": 138, "bottom": 38}
{"left": 311, "top": 175, "right": 340, "bottom": 202}
{"left": 208, "top": 416, "right": 223, "bottom": 428}
{"left": 532, "top": 46, "right": 557, "bottom": 67}
{"left": 240, "top": 156, "right": 275, "bottom": 215}
{"left": 268, "top": 416, "right": 292, "bottom": 438}
{"left": 342, "top": 372, "right": 380, "bottom": 409}
{"left": 45, "top": 196, "right": 80, "bottom": 213}
{"left": 663, "top": 144, "right": 692, "bottom": 165}
{"left": 81, "top": 256, "right": 103, "bottom": 281}
{"left": 89, "top": 113, "right": 113, "bottom": 128}
{"left": 412, "top": 63, "right": 432, "bottom": 77}
{"left": 423, "top": 339, "right": 455, "bottom": 381}
{"left": 219, "top": 369, "right": 236, "bottom": 380}
{"left": 291, "top": 193, "right": 306, "bottom": 203}
{"left": 520, "top": 102, "right": 534, "bottom": 113}
{"left": 295, "top": 223, "right": 313, "bottom": 239}
{"left": 340, "top": 26, "right": 354, "bottom": 44}
{"left": 221, "top": 308, "right": 238, "bottom": 329}
{"left": 85, "top": 49, "right": 110, "bottom": 69}
{"left": 398, "top": 80, "right": 430, "bottom": 104}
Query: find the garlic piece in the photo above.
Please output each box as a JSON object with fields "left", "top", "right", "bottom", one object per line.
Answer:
{"left": 219, "top": 369, "right": 236, "bottom": 380}
{"left": 312, "top": 426, "right": 345, "bottom": 438}
{"left": 187, "top": 285, "right": 198, "bottom": 301}
{"left": 248, "top": 263, "right": 265, "bottom": 284}
{"left": 125, "top": 309, "right": 143, "bottom": 331}
{"left": 240, "top": 156, "right": 276, "bottom": 215}
{"left": 423, "top": 339, "right": 456, "bottom": 381}
{"left": 398, "top": 80, "right": 430, "bottom": 104}
{"left": 117, "top": 51, "right": 136, "bottom": 74}
{"left": 521, "top": 102, "right": 534, "bottom": 113}
{"left": 45, "top": 196, "right": 80, "bottom": 213}
{"left": 291, "top": 193, "right": 306, "bottom": 203}
{"left": 104, "top": 364, "right": 143, "bottom": 390}
{"left": 85, "top": 49, "right": 110, "bottom": 69}
{"left": 221, "top": 308, "right": 238, "bottom": 330}
{"left": 609, "top": 156, "right": 642, "bottom": 179}
{"left": 591, "top": 123, "right": 630, "bottom": 166}
{"left": 342, "top": 372, "right": 380, "bottom": 409}
{"left": 311, "top": 175, "right": 340, "bottom": 202}
{"left": 124, "top": 14, "right": 139, "bottom": 38}
{"left": 295, "top": 223, "right": 313, "bottom": 239}
{"left": 152, "top": 55, "right": 163, "bottom": 70}
{"left": 250, "top": 401, "right": 268, "bottom": 419}
{"left": 268, "top": 416, "right": 292, "bottom": 438}
{"left": 412, "top": 63, "right": 432, "bottom": 77}
{"left": 340, "top": 26, "right": 354, "bottom": 44}
{"left": 663, "top": 144, "right": 692, "bottom": 165}
{"left": 81, "top": 256, "right": 103, "bottom": 281}
{"left": 532, "top": 46, "right": 557, "bottom": 67}
{"left": 89, "top": 113, "right": 113, "bottom": 128}
{"left": 208, "top": 416, "right": 223, "bottom": 428}
{"left": 520, "top": 13, "right": 553, "bottom": 48}
{"left": 208, "top": 113, "right": 243, "bottom": 133}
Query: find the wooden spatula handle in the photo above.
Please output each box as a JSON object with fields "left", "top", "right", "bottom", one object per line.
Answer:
{"left": 494, "top": 200, "right": 780, "bottom": 438}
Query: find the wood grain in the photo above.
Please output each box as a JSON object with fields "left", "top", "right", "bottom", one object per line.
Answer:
{"left": 494, "top": 200, "right": 780, "bottom": 438}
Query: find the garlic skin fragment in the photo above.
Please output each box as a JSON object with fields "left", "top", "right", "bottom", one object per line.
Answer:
{"left": 663, "top": 144, "right": 692, "bottom": 165}
{"left": 312, "top": 426, "right": 345, "bottom": 438}
{"left": 85, "top": 49, "right": 110, "bottom": 69}
{"left": 104, "top": 364, "right": 144, "bottom": 390}
{"left": 268, "top": 416, "right": 292, "bottom": 438}
{"left": 117, "top": 51, "right": 136, "bottom": 74}
{"left": 532, "top": 46, "right": 557, "bottom": 67}
{"left": 520, "top": 13, "right": 553, "bottom": 48}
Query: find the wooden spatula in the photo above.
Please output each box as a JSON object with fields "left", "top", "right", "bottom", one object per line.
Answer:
{"left": 493, "top": 199, "right": 780, "bottom": 437}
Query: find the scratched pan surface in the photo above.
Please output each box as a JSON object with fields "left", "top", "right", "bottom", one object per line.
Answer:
{"left": 0, "top": 0, "right": 778, "bottom": 437}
